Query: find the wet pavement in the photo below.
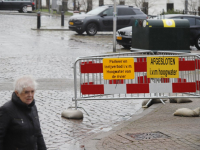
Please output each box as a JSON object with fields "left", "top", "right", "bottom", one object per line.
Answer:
{"left": 83, "top": 98, "right": 200, "bottom": 150}
{"left": 0, "top": 12, "right": 140, "bottom": 149}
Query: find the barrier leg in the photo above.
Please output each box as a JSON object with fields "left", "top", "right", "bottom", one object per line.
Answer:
{"left": 144, "top": 99, "right": 153, "bottom": 108}
{"left": 160, "top": 99, "right": 166, "bottom": 104}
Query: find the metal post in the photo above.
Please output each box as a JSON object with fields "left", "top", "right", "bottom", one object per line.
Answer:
{"left": 61, "top": 11, "right": 64, "bottom": 26}
{"left": 113, "top": 0, "right": 117, "bottom": 52}
{"left": 74, "top": 61, "right": 78, "bottom": 110}
{"left": 37, "top": 12, "right": 41, "bottom": 29}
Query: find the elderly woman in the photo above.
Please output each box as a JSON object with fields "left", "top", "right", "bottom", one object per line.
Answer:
{"left": 0, "top": 75, "right": 46, "bottom": 150}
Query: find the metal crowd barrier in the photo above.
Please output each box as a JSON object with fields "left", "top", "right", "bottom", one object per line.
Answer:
{"left": 72, "top": 52, "right": 200, "bottom": 110}
{"left": 79, "top": 50, "right": 154, "bottom": 58}
{"left": 156, "top": 51, "right": 189, "bottom": 55}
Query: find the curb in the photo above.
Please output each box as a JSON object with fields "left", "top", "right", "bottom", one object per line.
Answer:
{"left": 31, "top": 27, "right": 70, "bottom": 31}
{"left": 0, "top": 11, "right": 72, "bottom": 17}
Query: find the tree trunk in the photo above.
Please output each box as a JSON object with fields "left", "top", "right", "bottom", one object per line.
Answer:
{"left": 87, "top": 0, "right": 92, "bottom": 12}
{"left": 99, "top": 0, "right": 104, "bottom": 6}
{"left": 74, "top": 0, "right": 76, "bottom": 11}
{"left": 142, "top": 2, "right": 148, "bottom": 15}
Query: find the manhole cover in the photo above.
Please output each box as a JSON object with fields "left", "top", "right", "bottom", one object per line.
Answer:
{"left": 126, "top": 131, "right": 170, "bottom": 140}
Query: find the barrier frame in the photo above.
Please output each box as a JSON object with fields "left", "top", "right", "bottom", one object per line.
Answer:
{"left": 72, "top": 52, "right": 200, "bottom": 110}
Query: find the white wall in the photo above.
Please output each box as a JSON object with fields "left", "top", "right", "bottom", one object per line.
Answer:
{"left": 149, "top": 1, "right": 167, "bottom": 15}
{"left": 66, "top": 0, "right": 120, "bottom": 11}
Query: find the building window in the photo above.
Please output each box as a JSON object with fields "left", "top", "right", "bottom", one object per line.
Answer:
{"left": 167, "top": 3, "right": 174, "bottom": 11}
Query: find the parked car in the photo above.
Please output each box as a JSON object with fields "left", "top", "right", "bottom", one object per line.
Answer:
{"left": 116, "top": 14, "right": 200, "bottom": 50}
{"left": 68, "top": 5, "right": 147, "bottom": 36}
{"left": 0, "top": 0, "right": 35, "bottom": 13}
{"left": 116, "top": 26, "right": 132, "bottom": 49}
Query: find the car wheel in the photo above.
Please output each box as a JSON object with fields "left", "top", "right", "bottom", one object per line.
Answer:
{"left": 86, "top": 23, "right": 97, "bottom": 36}
{"left": 22, "top": 6, "right": 27, "bottom": 13}
{"left": 122, "top": 45, "right": 131, "bottom": 49}
{"left": 76, "top": 31, "right": 84, "bottom": 35}
{"left": 195, "top": 35, "right": 200, "bottom": 50}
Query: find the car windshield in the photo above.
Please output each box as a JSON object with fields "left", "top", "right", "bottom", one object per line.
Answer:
{"left": 87, "top": 7, "right": 107, "bottom": 15}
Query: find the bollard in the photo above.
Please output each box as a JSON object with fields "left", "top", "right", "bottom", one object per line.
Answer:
{"left": 37, "top": 11, "right": 41, "bottom": 29}
{"left": 61, "top": 11, "right": 64, "bottom": 26}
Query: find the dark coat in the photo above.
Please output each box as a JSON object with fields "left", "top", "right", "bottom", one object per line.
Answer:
{"left": 0, "top": 92, "right": 46, "bottom": 150}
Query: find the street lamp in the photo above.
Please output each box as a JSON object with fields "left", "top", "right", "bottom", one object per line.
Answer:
{"left": 113, "top": 0, "right": 117, "bottom": 52}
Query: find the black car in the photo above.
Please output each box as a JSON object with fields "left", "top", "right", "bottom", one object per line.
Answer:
{"left": 68, "top": 5, "right": 147, "bottom": 36}
{"left": 0, "top": 0, "right": 35, "bottom": 13}
{"left": 116, "top": 14, "right": 200, "bottom": 50}
{"left": 116, "top": 26, "right": 132, "bottom": 49}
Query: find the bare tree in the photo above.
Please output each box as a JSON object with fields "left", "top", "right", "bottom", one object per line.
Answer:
{"left": 133, "top": 0, "right": 156, "bottom": 9}
{"left": 132, "top": 0, "right": 158, "bottom": 15}
{"left": 76, "top": 0, "right": 94, "bottom": 12}
{"left": 77, "top": 0, "right": 87, "bottom": 11}
{"left": 187, "top": 0, "right": 197, "bottom": 12}
{"left": 182, "top": 0, "right": 198, "bottom": 13}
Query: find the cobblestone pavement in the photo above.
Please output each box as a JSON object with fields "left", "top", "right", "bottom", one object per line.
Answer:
{"left": 83, "top": 99, "right": 200, "bottom": 150}
{"left": 0, "top": 90, "right": 142, "bottom": 149}
{"left": 0, "top": 12, "right": 141, "bottom": 149}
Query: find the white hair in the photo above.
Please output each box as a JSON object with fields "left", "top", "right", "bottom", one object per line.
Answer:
{"left": 14, "top": 75, "right": 38, "bottom": 94}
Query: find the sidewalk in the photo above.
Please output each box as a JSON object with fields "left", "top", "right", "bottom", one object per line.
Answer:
{"left": 83, "top": 99, "right": 200, "bottom": 150}
{"left": 31, "top": 26, "right": 70, "bottom": 31}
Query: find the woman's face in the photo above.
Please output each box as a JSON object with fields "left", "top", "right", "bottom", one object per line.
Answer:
{"left": 16, "top": 87, "right": 35, "bottom": 105}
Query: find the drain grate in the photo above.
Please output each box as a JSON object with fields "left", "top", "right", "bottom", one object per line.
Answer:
{"left": 126, "top": 131, "right": 170, "bottom": 140}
